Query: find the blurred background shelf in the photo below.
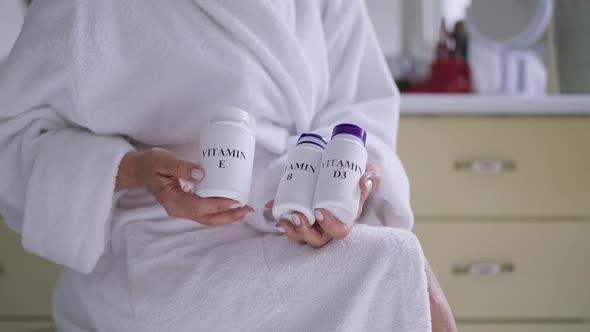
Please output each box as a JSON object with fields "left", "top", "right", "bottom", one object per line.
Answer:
{"left": 401, "top": 95, "right": 590, "bottom": 114}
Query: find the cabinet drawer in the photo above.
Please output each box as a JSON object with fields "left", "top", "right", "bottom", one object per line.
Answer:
{"left": 414, "top": 221, "right": 590, "bottom": 319}
{"left": 0, "top": 322, "right": 54, "bottom": 332}
{"left": 398, "top": 117, "right": 590, "bottom": 217}
{"left": 458, "top": 323, "right": 588, "bottom": 332}
{"left": 0, "top": 222, "right": 61, "bottom": 316}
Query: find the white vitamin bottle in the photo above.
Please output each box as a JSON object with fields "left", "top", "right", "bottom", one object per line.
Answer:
{"left": 272, "top": 133, "right": 327, "bottom": 224}
{"left": 313, "top": 124, "right": 367, "bottom": 224}
{"left": 195, "top": 107, "right": 255, "bottom": 206}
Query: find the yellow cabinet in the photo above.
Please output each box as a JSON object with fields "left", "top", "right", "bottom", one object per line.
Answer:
{"left": 0, "top": 322, "right": 55, "bottom": 332}
{"left": 400, "top": 115, "right": 590, "bottom": 330}
{"left": 414, "top": 221, "right": 590, "bottom": 319}
{"left": 0, "top": 222, "right": 61, "bottom": 317}
{"left": 398, "top": 116, "right": 590, "bottom": 217}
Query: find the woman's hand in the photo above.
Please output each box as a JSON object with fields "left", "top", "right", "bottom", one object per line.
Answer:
{"left": 271, "top": 160, "right": 381, "bottom": 248}
{"left": 116, "top": 148, "right": 254, "bottom": 226}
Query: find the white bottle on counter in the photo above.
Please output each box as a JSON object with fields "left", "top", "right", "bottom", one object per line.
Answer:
{"left": 272, "top": 133, "right": 327, "bottom": 224}
{"left": 195, "top": 107, "right": 255, "bottom": 206}
{"left": 313, "top": 124, "right": 367, "bottom": 224}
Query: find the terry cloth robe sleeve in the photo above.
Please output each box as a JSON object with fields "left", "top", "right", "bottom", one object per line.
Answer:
{"left": 0, "top": 1, "right": 134, "bottom": 273}
{"left": 312, "top": 0, "right": 414, "bottom": 229}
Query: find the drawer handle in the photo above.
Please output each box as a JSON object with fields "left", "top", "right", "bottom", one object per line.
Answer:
{"left": 0, "top": 264, "right": 4, "bottom": 277}
{"left": 452, "top": 262, "right": 514, "bottom": 276}
{"left": 453, "top": 159, "right": 516, "bottom": 174}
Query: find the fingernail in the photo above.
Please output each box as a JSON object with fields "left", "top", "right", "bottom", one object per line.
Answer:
{"left": 230, "top": 202, "right": 244, "bottom": 209}
{"left": 191, "top": 168, "right": 204, "bottom": 181}
{"left": 364, "top": 179, "right": 374, "bottom": 192}
{"left": 291, "top": 214, "right": 301, "bottom": 227}
{"left": 179, "top": 179, "right": 194, "bottom": 193}
{"left": 276, "top": 226, "right": 286, "bottom": 233}
{"left": 245, "top": 211, "right": 255, "bottom": 218}
{"left": 314, "top": 210, "right": 324, "bottom": 222}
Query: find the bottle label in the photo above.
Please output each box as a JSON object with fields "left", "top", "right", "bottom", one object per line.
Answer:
{"left": 284, "top": 162, "right": 318, "bottom": 180}
{"left": 196, "top": 127, "right": 255, "bottom": 204}
{"left": 273, "top": 148, "right": 323, "bottom": 221}
{"left": 202, "top": 148, "right": 248, "bottom": 169}
{"left": 312, "top": 140, "right": 368, "bottom": 223}
{"left": 320, "top": 159, "right": 364, "bottom": 179}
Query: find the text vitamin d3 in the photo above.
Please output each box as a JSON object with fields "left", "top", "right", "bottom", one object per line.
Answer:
{"left": 313, "top": 123, "right": 367, "bottom": 224}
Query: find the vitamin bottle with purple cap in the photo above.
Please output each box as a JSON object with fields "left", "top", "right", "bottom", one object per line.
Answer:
{"left": 273, "top": 133, "right": 327, "bottom": 225}
{"left": 313, "top": 123, "right": 367, "bottom": 224}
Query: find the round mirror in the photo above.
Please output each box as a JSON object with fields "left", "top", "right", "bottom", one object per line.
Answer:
{"left": 465, "top": 0, "right": 553, "bottom": 48}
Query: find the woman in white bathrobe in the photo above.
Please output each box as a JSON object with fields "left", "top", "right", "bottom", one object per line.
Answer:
{"left": 0, "top": 0, "right": 455, "bottom": 331}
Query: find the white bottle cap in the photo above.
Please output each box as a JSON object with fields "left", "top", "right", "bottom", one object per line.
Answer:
{"left": 210, "top": 107, "right": 250, "bottom": 126}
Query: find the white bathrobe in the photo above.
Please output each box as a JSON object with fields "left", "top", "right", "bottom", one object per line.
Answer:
{"left": 0, "top": 0, "right": 430, "bottom": 331}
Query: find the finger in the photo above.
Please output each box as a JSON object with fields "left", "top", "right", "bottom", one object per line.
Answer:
{"left": 276, "top": 219, "right": 304, "bottom": 243}
{"left": 156, "top": 185, "right": 201, "bottom": 219}
{"left": 358, "top": 176, "right": 372, "bottom": 208}
{"left": 265, "top": 200, "right": 274, "bottom": 209}
{"left": 355, "top": 198, "right": 366, "bottom": 221}
{"left": 360, "top": 172, "right": 380, "bottom": 194}
{"left": 358, "top": 171, "right": 382, "bottom": 208}
{"left": 360, "top": 175, "right": 373, "bottom": 193}
{"left": 363, "top": 161, "right": 382, "bottom": 191}
{"left": 356, "top": 172, "right": 382, "bottom": 220}
{"left": 194, "top": 196, "right": 243, "bottom": 215}
{"left": 360, "top": 177, "right": 371, "bottom": 196}
{"left": 157, "top": 181, "right": 240, "bottom": 218}
{"left": 293, "top": 212, "right": 332, "bottom": 248}
{"left": 313, "top": 224, "right": 333, "bottom": 246}
{"left": 200, "top": 206, "right": 254, "bottom": 226}
{"left": 161, "top": 157, "right": 204, "bottom": 183}
{"left": 315, "top": 209, "right": 351, "bottom": 240}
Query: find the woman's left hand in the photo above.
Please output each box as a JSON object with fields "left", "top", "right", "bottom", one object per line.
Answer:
{"left": 269, "top": 160, "right": 381, "bottom": 248}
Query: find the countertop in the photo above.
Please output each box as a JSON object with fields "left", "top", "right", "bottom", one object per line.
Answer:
{"left": 400, "top": 94, "right": 590, "bottom": 115}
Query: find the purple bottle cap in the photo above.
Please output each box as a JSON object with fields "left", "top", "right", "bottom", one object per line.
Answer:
{"left": 297, "top": 133, "right": 328, "bottom": 149}
{"left": 331, "top": 123, "right": 367, "bottom": 145}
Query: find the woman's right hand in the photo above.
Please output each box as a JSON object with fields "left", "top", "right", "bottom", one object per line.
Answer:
{"left": 116, "top": 148, "right": 254, "bottom": 226}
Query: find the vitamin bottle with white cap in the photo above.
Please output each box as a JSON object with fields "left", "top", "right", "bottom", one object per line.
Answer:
{"left": 272, "top": 133, "right": 327, "bottom": 224}
{"left": 313, "top": 124, "right": 367, "bottom": 224}
{"left": 195, "top": 107, "right": 255, "bottom": 206}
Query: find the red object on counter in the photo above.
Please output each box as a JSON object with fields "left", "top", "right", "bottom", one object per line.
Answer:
{"left": 402, "top": 57, "right": 473, "bottom": 93}
{"left": 402, "top": 20, "right": 473, "bottom": 94}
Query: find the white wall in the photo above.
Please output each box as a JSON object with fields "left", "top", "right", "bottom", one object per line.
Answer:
{"left": 0, "top": 0, "right": 26, "bottom": 61}
{"left": 365, "top": 0, "right": 403, "bottom": 56}
{"left": 365, "top": 0, "right": 442, "bottom": 62}
{"left": 442, "top": 0, "right": 471, "bottom": 27}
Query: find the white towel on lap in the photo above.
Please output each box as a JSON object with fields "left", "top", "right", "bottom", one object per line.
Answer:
{"left": 0, "top": 0, "right": 429, "bottom": 330}
{"left": 124, "top": 221, "right": 430, "bottom": 332}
